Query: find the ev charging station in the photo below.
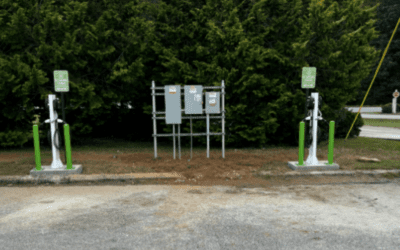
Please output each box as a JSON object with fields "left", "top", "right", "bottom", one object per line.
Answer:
{"left": 30, "top": 70, "right": 82, "bottom": 176}
{"left": 304, "top": 92, "right": 324, "bottom": 166}
{"left": 287, "top": 67, "right": 339, "bottom": 171}
{"left": 46, "top": 94, "right": 65, "bottom": 169}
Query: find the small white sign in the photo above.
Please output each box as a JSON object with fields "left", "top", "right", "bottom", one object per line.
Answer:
{"left": 209, "top": 92, "right": 217, "bottom": 98}
{"left": 169, "top": 86, "right": 176, "bottom": 94}
{"left": 189, "top": 86, "right": 197, "bottom": 94}
{"left": 393, "top": 89, "right": 399, "bottom": 98}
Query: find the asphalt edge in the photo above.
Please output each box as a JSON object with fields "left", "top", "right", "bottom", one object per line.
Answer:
{"left": 1, "top": 170, "right": 400, "bottom": 186}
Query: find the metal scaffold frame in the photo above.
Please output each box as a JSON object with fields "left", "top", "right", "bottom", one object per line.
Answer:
{"left": 151, "top": 80, "right": 226, "bottom": 159}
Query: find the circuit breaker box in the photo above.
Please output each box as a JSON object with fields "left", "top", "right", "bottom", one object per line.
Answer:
{"left": 164, "top": 85, "right": 182, "bottom": 124}
{"left": 184, "top": 85, "right": 203, "bottom": 114}
{"left": 205, "top": 92, "right": 220, "bottom": 114}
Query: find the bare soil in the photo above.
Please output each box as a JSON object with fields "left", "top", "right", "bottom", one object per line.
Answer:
{"left": 1, "top": 143, "right": 400, "bottom": 187}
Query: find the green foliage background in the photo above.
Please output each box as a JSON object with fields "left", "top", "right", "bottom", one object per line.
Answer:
{"left": 347, "top": 0, "right": 400, "bottom": 106}
{"left": 0, "top": 0, "right": 394, "bottom": 150}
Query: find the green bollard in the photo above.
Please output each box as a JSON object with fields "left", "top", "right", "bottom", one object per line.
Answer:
{"left": 327, "top": 121, "right": 335, "bottom": 165}
{"left": 64, "top": 124, "right": 75, "bottom": 170}
{"left": 33, "top": 125, "right": 43, "bottom": 171}
{"left": 298, "top": 122, "right": 305, "bottom": 166}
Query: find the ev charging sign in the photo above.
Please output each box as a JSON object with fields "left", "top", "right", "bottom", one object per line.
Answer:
{"left": 301, "top": 67, "right": 316, "bottom": 89}
{"left": 54, "top": 70, "right": 69, "bottom": 92}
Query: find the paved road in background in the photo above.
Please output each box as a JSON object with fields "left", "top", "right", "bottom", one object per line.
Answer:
{"left": 344, "top": 107, "right": 400, "bottom": 140}
{"left": 345, "top": 107, "right": 383, "bottom": 113}
{"left": 347, "top": 106, "right": 400, "bottom": 120}
{"left": 1, "top": 182, "right": 400, "bottom": 250}
{"left": 358, "top": 125, "right": 400, "bottom": 140}
{"left": 361, "top": 114, "right": 400, "bottom": 120}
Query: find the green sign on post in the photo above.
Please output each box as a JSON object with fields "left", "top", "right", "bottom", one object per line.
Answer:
{"left": 301, "top": 67, "right": 316, "bottom": 89}
{"left": 54, "top": 70, "right": 69, "bottom": 92}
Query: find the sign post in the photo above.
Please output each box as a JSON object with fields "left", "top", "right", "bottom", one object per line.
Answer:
{"left": 53, "top": 70, "right": 69, "bottom": 166}
{"left": 392, "top": 89, "right": 399, "bottom": 114}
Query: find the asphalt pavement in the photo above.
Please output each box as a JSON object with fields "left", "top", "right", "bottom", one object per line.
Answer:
{"left": 1, "top": 182, "right": 400, "bottom": 250}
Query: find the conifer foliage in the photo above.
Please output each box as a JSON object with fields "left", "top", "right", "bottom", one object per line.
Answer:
{"left": 0, "top": 0, "right": 389, "bottom": 149}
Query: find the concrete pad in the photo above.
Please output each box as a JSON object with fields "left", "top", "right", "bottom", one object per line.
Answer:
{"left": 30, "top": 165, "right": 83, "bottom": 177}
{"left": 287, "top": 161, "right": 339, "bottom": 171}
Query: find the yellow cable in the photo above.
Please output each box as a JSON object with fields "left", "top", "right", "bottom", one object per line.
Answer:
{"left": 345, "top": 17, "right": 400, "bottom": 142}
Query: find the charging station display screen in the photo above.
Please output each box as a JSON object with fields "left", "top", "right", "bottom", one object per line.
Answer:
{"left": 54, "top": 70, "right": 69, "bottom": 92}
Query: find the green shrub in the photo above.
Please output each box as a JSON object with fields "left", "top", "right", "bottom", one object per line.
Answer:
{"left": 317, "top": 107, "right": 365, "bottom": 145}
{"left": 334, "top": 108, "right": 365, "bottom": 138}
{"left": 381, "top": 103, "right": 400, "bottom": 114}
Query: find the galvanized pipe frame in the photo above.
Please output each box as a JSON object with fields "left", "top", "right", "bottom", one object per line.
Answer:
{"left": 151, "top": 80, "right": 226, "bottom": 160}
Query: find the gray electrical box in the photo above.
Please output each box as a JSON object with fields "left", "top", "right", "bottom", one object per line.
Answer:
{"left": 164, "top": 85, "right": 182, "bottom": 124}
{"left": 205, "top": 92, "right": 220, "bottom": 114}
{"left": 184, "top": 85, "right": 203, "bottom": 114}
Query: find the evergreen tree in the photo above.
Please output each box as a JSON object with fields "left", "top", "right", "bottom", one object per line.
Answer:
{"left": 142, "top": 0, "right": 382, "bottom": 148}
{"left": 0, "top": 0, "right": 388, "bottom": 149}
{"left": 0, "top": 0, "right": 158, "bottom": 147}
{"left": 347, "top": 0, "right": 400, "bottom": 106}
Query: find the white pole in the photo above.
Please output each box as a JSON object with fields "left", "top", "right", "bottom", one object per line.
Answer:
{"left": 173, "top": 124, "right": 175, "bottom": 160}
{"left": 152, "top": 81, "right": 157, "bottom": 159}
{"left": 207, "top": 113, "right": 210, "bottom": 158}
{"left": 305, "top": 92, "right": 320, "bottom": 166}
{"left": 393, "top": 89, "right": 399, "bottom": 114}
{"left": 48, "top": 95, "right": 64, "bottom": 169}
{"left": 222, "top": 80, "right": 225, "bottom": 159}
{"left": 393, "top": 98, "right": 396, "bottom": 114}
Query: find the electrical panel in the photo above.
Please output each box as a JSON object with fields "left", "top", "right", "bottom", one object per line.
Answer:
{"left": 164, "top": 85, "right": 182, "bottom": 124}
{"left": 205, "top": 92, "right": 220, "bottom": 114}
{"left": 184, "top": 85, "right": 203, "bottom": 114}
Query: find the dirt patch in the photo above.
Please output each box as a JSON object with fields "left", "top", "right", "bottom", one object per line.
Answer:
{"left": 2, "top": 146, "right": 400, "bottom": 187}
